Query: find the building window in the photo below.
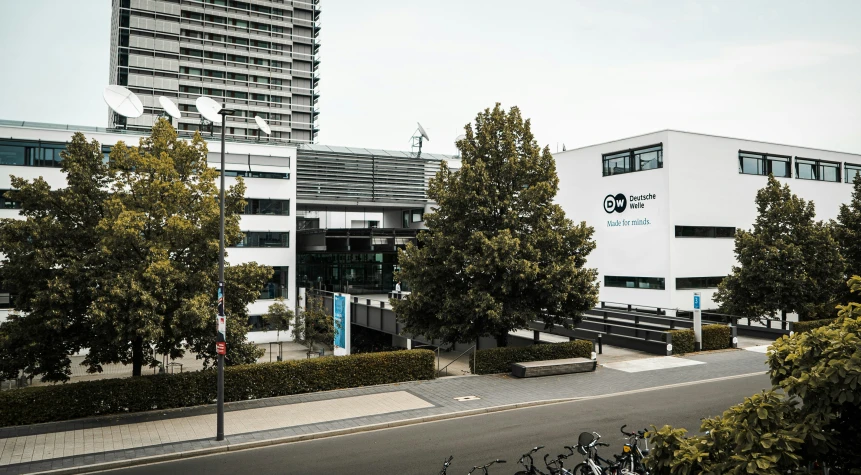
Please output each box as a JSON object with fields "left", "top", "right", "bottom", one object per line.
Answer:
{"left": 675, "top": 226, "right": 736, "bottom": 238}
{"left": 738, "top": 151, "right": 791, "bottom": 177}
{"left": 222, "top": 170, "right": 290, "bottom": 179}
{"left": 0, "top": 190, "right": 22, "bottom": 209}
{"left": 0, "top": 140, "right": 64, "bottom": 167}
{"left": 604, "top": 276, "right": 665, "bottom": 290}
{"left": 243, "top": 199, "right": 290, "bottom": 216}
{"left": 676, "top": 276, "right": 725, "bottom": 290}
{"left": 237, "top": 232, "right": 290, "bottom": 248}
{"left": 297, "top": 218, "right": 319, "bottom": 230}
{"left": 260, "top": 266, "right": 288, "bottom": 299}
{"left": 846, "top": 163, "right": 861, "bottom": 184}
{"left": 411, "top": 209, "right": 423, "bottom": 223}
{"left": 794, "top": 157, "right": 840, "bottom": 183}
{"left": 602, "top": 144, "right": 663, "bottom": 177}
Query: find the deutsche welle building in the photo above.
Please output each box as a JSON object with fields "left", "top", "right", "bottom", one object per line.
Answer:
{"left": 555, "top": 130, "right": 861, "bottom": 313}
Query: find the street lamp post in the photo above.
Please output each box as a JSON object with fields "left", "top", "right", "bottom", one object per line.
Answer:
{"left": 216, "top": 105, "right": 235, "bottom": 441}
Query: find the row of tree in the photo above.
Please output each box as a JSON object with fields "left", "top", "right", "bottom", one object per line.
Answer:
{"left": 715, "top": 174, "right": 861, "bottom": 321}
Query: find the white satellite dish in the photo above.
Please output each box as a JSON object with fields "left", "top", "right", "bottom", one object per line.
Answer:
{"left": 158, "top": 96, "right": 182, "bottom": 119}
{"left": 195, "top": 96, "right": 223, "bottom": 124}
{"left": 103, "top": 85, "right": 144, "bottom": 118}
{"left": 455, "top": 134, "right": 466, "bottom": 142}
{"left": 417, "top": 122, "right": 430, "bottom": 141}
{"left": 254, "top": 115, "right": 272, "bottom": 136}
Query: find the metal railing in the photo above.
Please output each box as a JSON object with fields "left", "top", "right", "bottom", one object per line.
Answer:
{"left": 437, "top": 344, "right": 476, "bottom": 376}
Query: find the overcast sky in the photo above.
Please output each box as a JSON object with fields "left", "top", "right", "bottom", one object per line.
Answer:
{"left": 1, "top": 1, "right": 860, "bottom": 155}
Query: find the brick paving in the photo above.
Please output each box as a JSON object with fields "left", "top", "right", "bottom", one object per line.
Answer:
{"left": 0, "top": 349, "right": 769, "bottom": 475}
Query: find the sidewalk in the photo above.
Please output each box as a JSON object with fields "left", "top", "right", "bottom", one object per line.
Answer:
{"left": 0, "top": 349, "right": 770, "bottom": 475}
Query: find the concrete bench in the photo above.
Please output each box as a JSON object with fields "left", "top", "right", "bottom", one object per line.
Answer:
{"left": 510, "top": 358, "right": 596, "bottom": 378}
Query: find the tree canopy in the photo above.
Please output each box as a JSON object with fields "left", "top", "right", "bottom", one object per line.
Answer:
{"left": 713, "top": 175, "right": 844, "bottom": 321}
{"left": 392, "top": 104, "right": 599, "bottom": 347}
{"left": 833, "top": 174, "right": 861, "bottom": 305}
{"left": 293, "top": 294, "right": 335, "bottom": 356}
{"left": 0, "top": 119, "right": 270, "bottom": 381}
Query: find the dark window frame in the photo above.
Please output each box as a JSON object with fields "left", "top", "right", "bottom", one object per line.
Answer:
{"left": 676, "top": 276, "right": 725, "bottom": 290}
{"left": 236, "top": 231, "right": 290, "bottom": 248}
{"left": 602, "top": 143, "right": 663, "bottom": 177}
{"left": 675, "top": 226, "right": 736, "bottom": 238}
{"left": 794, "top": 156, "right": 841, "bottom": 183}
{"left": 604, "top": 275, "right": 666, "bottom": 290}
{"left": 242, "top": 198, "right": 290, "bottom": 216}
{"left": 845, "top": 163, "right": 861, "bottom": 184}
{"left": 738, "top": 150, "right": 791, "bottom": 178}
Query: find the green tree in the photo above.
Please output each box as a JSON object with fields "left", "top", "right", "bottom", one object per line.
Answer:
{"left": 833, "top": 174, "right": 861, "bottom": 305}
{"left": 293, "top": 294, "right": 336, "bottom": 357}
{"left": 0, "top": 119, "right": 269, "bottom": 380}
{"left": 392, "top": 104, "right": 599, "bottom": 347}
{"left": 645, "top": 276, "right": 861, "bottom": 473}
{"left": 714, "top": 175, "right": 844, "bottom": 321}
{"left": 261, "top": 297, "right": 295, "bottom": 340}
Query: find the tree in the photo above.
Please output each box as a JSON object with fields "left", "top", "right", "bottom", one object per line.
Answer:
{"left": 714, "top": 175, "right": 844, "bottom": 321}
{"left": 392, "top": 104, "right": 599, "bottom": 347}
{"left": 261, "top": 297, "right": 294, "bottom": 341}
{"left": 645, "top": 276, "right": 861, "bottom": 473}
{"left": 293, "top": 294, "right": 336, "bottom": 357}
{"left": 833, "top": 174, "right": 861, "bottom": 305}
{"left": 0, "top": 119, "right": 269, "bottom": 381}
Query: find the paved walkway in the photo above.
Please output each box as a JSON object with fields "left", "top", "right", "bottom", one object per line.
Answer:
{"left": 0, "top": 350, "right": 770, "bottom": 475}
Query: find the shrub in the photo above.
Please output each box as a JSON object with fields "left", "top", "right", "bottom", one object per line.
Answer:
{"left": 669, "top": 329, "right": 695, "bottom": 354}
{"left": 792, "top": 318, "right": 836, "bottom": 333}
{"left": 0, "top": 349, "right": 435, "bottom": 427}
{"left": 701, "top": 324, "right": 732, "bottom": 350}
{"left": 469, "top": 340, "right": 593, "bottom": 375}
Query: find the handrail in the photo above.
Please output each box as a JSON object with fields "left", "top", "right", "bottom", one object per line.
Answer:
{"left": 413, "top": 344, "right": 441, "bottom": 374}
{"left": 438, "top": 344, "right": 476, "bottom": 376}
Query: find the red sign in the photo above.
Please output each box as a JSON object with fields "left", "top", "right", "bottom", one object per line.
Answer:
{"left": 216, "top": 342, "right": 226, "bottom": 355}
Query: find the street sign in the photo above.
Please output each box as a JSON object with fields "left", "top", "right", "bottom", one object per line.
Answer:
{"left": 693, "top": 292, "right": 702, "bottom": 350}
{"left": 694, "top": 294, "right": 701, "bottom": 310}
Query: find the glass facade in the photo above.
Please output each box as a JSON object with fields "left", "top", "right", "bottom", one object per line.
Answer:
{"left": 242, "top": 199, "right": 290, "bottom": 216}
{"left": 0, "top": 139, "right": 66, "bottom": 167}
{"left": 236, "top": 231, "right": 289, "bottom": 248}
{"left": 297, "top": 252, "right": 400, "bottom": 295}
{"left": 260, "top": 266, "right": 288, "bottom": 299}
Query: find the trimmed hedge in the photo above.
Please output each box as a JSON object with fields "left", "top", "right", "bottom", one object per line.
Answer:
{"left": 669, "top": 329, "right": 695, "bottom": 354}
{"left": 0, "top": 349, "right": 435, "bottom": 428}
{"left": 702, "top": 324, "right": 732, "bottom": 350}
{"left": 792, "top": 318, "right": 836, "bottom": 333}
{"left": 670, "top": 325, "right": 732, "bottom": 354}
{"left": 469, "top": 340, "right": 593, "bottom": 375}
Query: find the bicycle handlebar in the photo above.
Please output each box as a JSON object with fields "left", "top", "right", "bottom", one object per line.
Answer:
{"left": 620, "top": 424, "right": 648, "bottom": 438}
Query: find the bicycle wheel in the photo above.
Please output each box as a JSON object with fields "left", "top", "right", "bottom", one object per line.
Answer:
{"left": 570, "top": 463, "right": 595, "bottom": 475}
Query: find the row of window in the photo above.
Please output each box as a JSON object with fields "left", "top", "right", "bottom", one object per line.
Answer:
{"left": 180, "top": 29, "right": 289, "bottom": 52}
{"left": 602, "top": 144, "right": 663, "bottom": 177}
{"left": 179, "top": 67, "right": 286, "bottom": 86}
{"left": 604, "top": 276, "right": 726, "bottom": 290}
{"left": 178, "top": 85, "right": 287, "bottom": 103}
{"left": 0, "top": 140, "right": 68, "bottom": 168}
{"left": 242, "top": 199, "right": 290, "bottom": 216}
{"left": 402, "top": 209, "right": 424, "bottom": 227}
{"left": 739, "top": 151, "right": 861, "bottom": 183}
{"left": 674, "top": 226, "right": 735, "bottom": 238}
{"left": 223, "top": 170, "right": 290, "bottom": 179}
{"left": 235, "top": 231, "right": 290, "bottom": 248}
{"left": 180, "top": 10, "right": 289, "bottom": 33}
{"left": 179, "top": 47, "right": 289, "bottom": 68}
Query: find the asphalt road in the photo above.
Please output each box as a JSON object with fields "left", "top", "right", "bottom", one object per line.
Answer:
{"left": 101, "top": 373, "right": 771, "bottom": 475}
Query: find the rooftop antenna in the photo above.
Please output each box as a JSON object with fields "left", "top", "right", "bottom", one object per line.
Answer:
{"left": 103, "top": 85, "right": 143, "bottom": 129}
{"left": 195, "top": 96, "right": 222, "bottom": 136}
{"left": 158, "top": 96, "right": 182, "bottom": 125}
{"left": 254, "top": 115, "right": 272, "bottom": 141}
{"left": 411, "top": 122, "right": 430, "bottom": 158}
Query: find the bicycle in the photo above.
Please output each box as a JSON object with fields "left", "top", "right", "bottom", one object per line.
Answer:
{"left": 515, "top": 446, "right": 550, "bottom": 475}
{"left": 544, "top": 450, "right": 576, "bottom": 475}
{"left": 568, "top": 432, "right": 623, "bottom": 475}
{"left": 438, "top": 455, "right": 454, "bottom": 475}
{"left": 617, "top": 425, "right": 650, "bottom": 474}
{"left": 467, "top": 459, "right": 506, "bottom": 474}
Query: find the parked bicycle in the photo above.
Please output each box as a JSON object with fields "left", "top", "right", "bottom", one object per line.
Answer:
{"left": 568, "top": 432, "right": 621, "bottom": 475}
{"left": 467, "top": 459, "right": 506, "bottom": 474}
{"left": 437, "top": 455, "right": 454, "bottom": 475}
{"left": 515, "top": 446, "right": 550, "bottom": 475}
{"left": 544, "top": 449, "right": 576, "bottom": 475}
{"left": 616, "top": 425, "right": 649, "bottom": 474}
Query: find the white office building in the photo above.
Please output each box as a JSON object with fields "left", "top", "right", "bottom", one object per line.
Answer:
{"left": 555, "top": 130, "right": 861, "bottom": 312}
{"left": 0, "top": 120, "right": 296, "bottom": 342}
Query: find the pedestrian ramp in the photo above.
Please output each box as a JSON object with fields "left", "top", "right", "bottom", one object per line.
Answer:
{"left": 602, "top": 356, "right": 705, "bottom": 373}
{"left": 743, "top": 345, "right": 771, "bottom": 354}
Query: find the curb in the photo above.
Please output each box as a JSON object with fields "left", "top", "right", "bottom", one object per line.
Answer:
{"left": 27, "top": 370, "right": 768, "bottom": 475}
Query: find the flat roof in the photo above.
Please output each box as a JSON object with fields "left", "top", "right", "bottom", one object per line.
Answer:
{"left": 298, "top": 143, "right": 456, "bottom": 161}
{"left": 560, "top": 129, "right": 861, "bottom": 158}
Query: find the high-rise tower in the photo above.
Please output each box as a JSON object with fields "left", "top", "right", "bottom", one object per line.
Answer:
{"left": 108, "top": 0, "right": 320, "bottom": 143}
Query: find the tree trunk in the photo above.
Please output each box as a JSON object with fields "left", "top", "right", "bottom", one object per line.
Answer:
{"left": 495, "top": 332, "right": 508, "bottom": 348}
{"left": 781, "top": 309, "right": 787, "bottom": 322}
{"left": 132, "top": 336, "right": 143, "bottom": 377}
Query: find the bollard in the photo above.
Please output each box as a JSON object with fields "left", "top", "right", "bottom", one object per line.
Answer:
{"left": 598, "top": 334, "right": 603, "bottom": 355}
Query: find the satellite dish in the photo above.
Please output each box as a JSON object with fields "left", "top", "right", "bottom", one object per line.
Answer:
{"left": 254, "top": 115, "right": 272, "bottom": 136}
{"left": 455, "top": 134, "right": 466, "bottom": 142}
{"left": 103, "top": 85, "right": 144, "bottom": 118}
{"left": 195, "top": 96, "right": 223, "bottom": 124}
{"left": 158, "top": 96, "right": 182, "bottom": 119}
{"left": 417, "top": 122, "right": 430, "bottom": 141}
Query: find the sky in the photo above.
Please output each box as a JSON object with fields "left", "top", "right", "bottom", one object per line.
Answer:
{"left": 1, "top": 1, "right": 860, "bottom": 156}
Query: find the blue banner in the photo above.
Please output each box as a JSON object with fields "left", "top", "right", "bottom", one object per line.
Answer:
{"left": 334, "top": 295, "right": 346, "bottom": 349}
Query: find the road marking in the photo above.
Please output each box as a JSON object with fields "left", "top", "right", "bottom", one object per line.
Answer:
{"left": 453, "top": 396, "right": 480, "bottom": 401}
{"left": 743, "top": 345, "right": 771, "bottom": 353}
{"left": 602, "top": 356, "right": 705, "bottom": 373}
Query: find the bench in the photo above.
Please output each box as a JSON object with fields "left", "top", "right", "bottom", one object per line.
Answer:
{"left": 510, "top": 358, "right": 596, "bottom": 378}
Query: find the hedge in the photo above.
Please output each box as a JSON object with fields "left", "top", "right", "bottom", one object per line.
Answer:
{"left": 469, "top": 340, "right": 593, "bottom": 375}
{"left": 669, "top": 329, "right": 695, "bottom": 354}
{"left": 670, "top": 325, "right": 732, "bottom": 354}
{"left": 792, "top": 318, "right": 837, "bottom": 333}
{"left": 0, "top": 349, "right": 435, "bottom": 428}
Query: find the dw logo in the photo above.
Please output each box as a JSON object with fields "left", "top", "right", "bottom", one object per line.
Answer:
{"left": 604, "top": 193, "right": 627, "bottom": 214}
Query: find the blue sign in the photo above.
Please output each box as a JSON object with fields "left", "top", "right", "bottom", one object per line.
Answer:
{"left": 693, "top": 294, "right": 701, "bottom": 310}
{"left": 334, "top": 295, "right": 346, "bottom": 349}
